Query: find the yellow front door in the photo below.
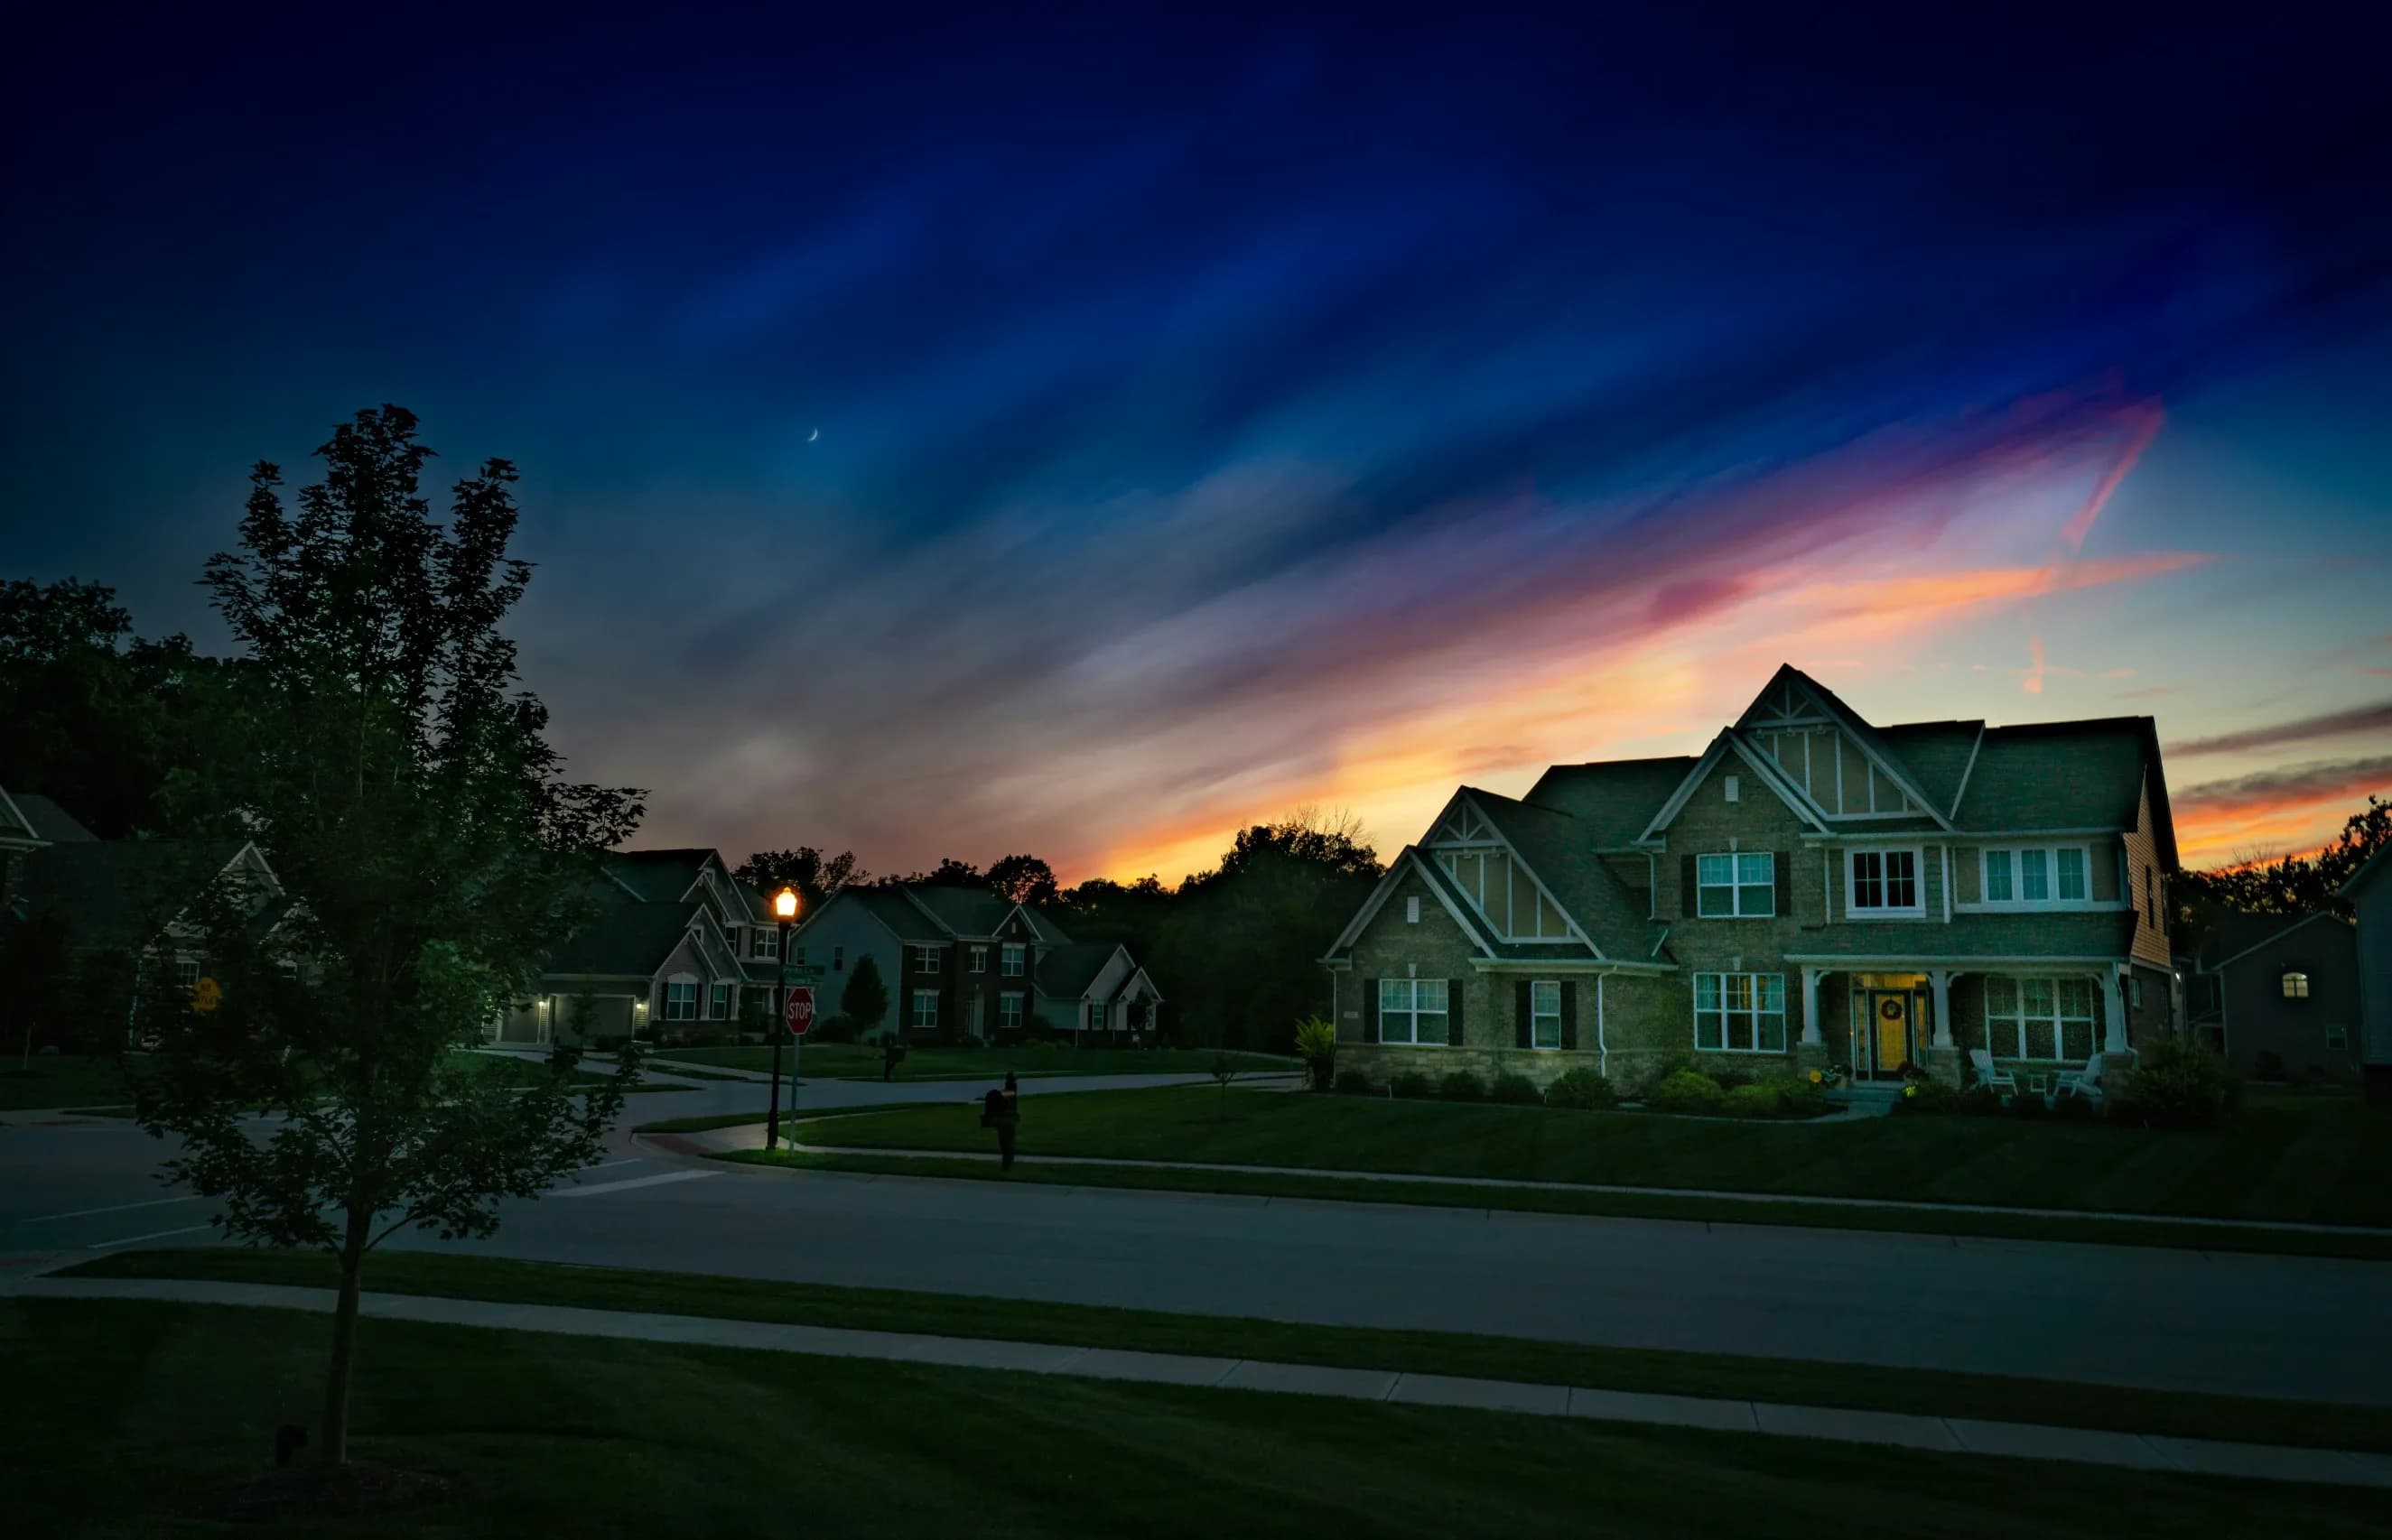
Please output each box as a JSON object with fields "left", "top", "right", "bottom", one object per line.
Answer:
{"left": 1873, "top": 992, "right": 1911, "bottom": 1074}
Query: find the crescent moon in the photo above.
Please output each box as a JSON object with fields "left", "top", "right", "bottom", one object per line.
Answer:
{"left": 806, "top": 428, "right": 819, "bottom": 442}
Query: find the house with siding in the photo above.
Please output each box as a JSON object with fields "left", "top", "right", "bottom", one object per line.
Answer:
{"left": 2183, "top": 912, "right": 2361, "bottom": 1081}
{"left": 791, "top": 882, "right": 1161, "bottom": 1043}
{"left": 1322, "top": 664, "right": 2182, "bottom": 1091}
{"left": 2342, "top": 847, "right": 2392, "bottom": 1100}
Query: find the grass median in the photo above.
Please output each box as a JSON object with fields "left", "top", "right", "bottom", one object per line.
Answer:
{"left": 63, "top": 1247, "right": 2392, "bottom": 1456}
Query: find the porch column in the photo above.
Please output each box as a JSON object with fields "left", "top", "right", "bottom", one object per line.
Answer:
{"left": 1801, "top": 968, "right": 1823, "bottom": 1046}
{"left": 2101, "top": 966, "right": 2128, "bottom": 1053}
{"left": 1929, "top": 969, "right": 1954, "bottom": 1049}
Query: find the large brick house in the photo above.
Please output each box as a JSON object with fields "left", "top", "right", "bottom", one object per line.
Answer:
{"left": 791, "top": 882, "right": 1161, "bottom": 1044}
{"left": 1322, "top": 665, "right": 2182, "bottom": 1091}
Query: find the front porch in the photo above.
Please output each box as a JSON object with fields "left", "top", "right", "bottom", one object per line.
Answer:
{"left": 1789, "top": 961, "right": 2136, "bottom": 1090}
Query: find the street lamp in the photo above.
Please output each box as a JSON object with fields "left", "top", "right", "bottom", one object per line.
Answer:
{"left": 768, "top": 886, "right": 801, "bottom": 1150}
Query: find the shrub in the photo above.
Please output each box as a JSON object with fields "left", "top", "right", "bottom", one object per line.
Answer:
{"left": 1490, "top": 1072, "right": 1541, "bottom": 1105}
{"left": 1721, "top": 1082, "right": 1780, "bottom": 1118}
{"left": 1546, "top": 1067, "right": 1617, "bottom": 1110}
{"left": 1439, "top": 1070, "right": 1487, "bottom": 1102}
{"left": 1389, "top": 1070, "right": 1435, "bottom": 1099}
{"left": 805, "top": 1013, "right": 859, "bottom": 1045}
{"left": 1293, "top": 1016, "right": 1338, "bottom": 1092}
{"left": 1335, "top": 1067, "right": 1374, "bottom": 1096}
{"left": 1707, "top": 1063, "right": 1758, "bottom": 1092}
{"left": 1649, "top": 1069, "right": 1724, "bottom": 1115}
{"left": 1766, "top": 1075, "right": 1829, "bottom": 1118}
{"left": 2114, "top": 1039, "right": 2242, "bottom": 1130}
{"left": 1956, "top": 1083, "right": 2004, "bottom": 1117}
{"left": 1893, "top": 1081, "right": 1961, "bottom": 1116}
{"left": 2050, "top": 1088, "right": 2102, "bottom": 1122}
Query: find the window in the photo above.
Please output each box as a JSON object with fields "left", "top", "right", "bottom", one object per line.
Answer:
{"left": 1405, "top": 896, "right": 1420, "bottom": 923}
{"left": 1530, "top": 979, "right": 1562, "bottom": 1049}
{"left": 970, "top": 945, "right": 987, "bottom": 974}
{"left": 910, "top": 989, "right": 939, "bottom": 1030}
{"left": 912, "top": 945, "right": 940, "bottom": 973}
{"left": 709, "top": 982, "right": 731, "bottom": 1019}
{"left": 999, "top": 992, "right": 1024, "bottom": 1031}
{"left": 1981, "top": 846, "right": 2090, "bottom": 908}
{"left": 665, "top": 979, "right": 698, "bottom": 1021}
{"left": 1377, "top": 978, "right": 1449, "bottom": 1044}
{"left": 722, "top": 925, "right": 741, "bottom": 957}
{"left": 172, "top": 958, "right": 201, "bottom": 989}
{"left": 1694, "top": 972, "right": 1786, "bottom": 1053}
{"left": 1001, "top": 943, "right": 1025, "bottom": 978}
{"left": 2282, "top": 971, "right": 2310, "bottom": 999}
{"left": 1088, "top": 1000, "right": 1109, "bottom": 1033}
{"left": 1984, "top": 976, "right": 2096, "bottom": 1061}
{"left": 2129, "top": 975, "right": 2143, "bottom": 1010}
{"left": 1848, "top": 849, "right": 1921, "bottom": 914}
{"left": 2327, "top": 1024, "right": 2350, "bottom": 1050}
{"left": 2145, "top": 865, "right": 2156, "bottom": 919}
{"left": 754, "top": 927, "right": 778, "bottom": 960}
{"left": 1724, "top": 774, "right": 1740, "bottom": 802}
{"left": 791, "top": 946, "right": 805, "bottom": 967}
{"left": 1697, "top": 851, "right": 1775, "bottom": 917}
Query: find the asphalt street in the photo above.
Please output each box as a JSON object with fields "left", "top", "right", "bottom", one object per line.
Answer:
{"left": 7, "top": 1070, "right": 2389, "bottom": 1408}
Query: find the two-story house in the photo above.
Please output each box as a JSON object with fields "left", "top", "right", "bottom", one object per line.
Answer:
{"left": 792, "top": 882, "right": 1161, "bottom": 1044}
{"left": 1322, "top": 665, "right": 2181, "bottom": 1091}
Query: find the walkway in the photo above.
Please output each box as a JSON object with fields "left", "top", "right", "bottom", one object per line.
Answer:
{"left": 11, "top": 1274, "right": 2385, "bottom": 1489}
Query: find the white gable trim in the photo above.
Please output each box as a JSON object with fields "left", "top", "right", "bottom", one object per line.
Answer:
{"left": 1444, "top": 791, "right": 1605, "bottom": 958}
{"left": 0, "top": 786, "right": 36, "bottom": 843}
{"left": 1322, "top": 849, "right": 1495, "bottom": 960}
{"left": 1773, "top": 673, "right": 1954, "bottom": 831}
{"left": 1422, "top": 790, "right": 1503, "bottom": 848}
{"left": 1638, "top": 732, "right": 1829, "bottom": 842}
{"left": 1946, "top": 724, "right": 1987, "bottom": 822}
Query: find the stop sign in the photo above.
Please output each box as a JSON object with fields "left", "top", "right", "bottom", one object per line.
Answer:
{"left": 784, "top": 987, "right": 815, "bottom": 1036}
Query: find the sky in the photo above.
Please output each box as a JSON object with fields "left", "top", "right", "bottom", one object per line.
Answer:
{"left": 5, "top": 5, "right": 2389, "bottom": 881}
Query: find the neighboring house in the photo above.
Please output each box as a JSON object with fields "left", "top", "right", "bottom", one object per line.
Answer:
{"left": 2183, "top": 913, "right": 2361, "bottom": 1081}
{"left": 2343, "top": 847, "right": 2392, "bottom": 1101}
{"left": 489, "top": 847, "right": 777, "bottom": 1047}
{"left": 790, "top": 882, "right": 1162, "bottom": 1043}
{"left": 0, "top": 784, "right": 99, "bottom": 907}
{"left": 1321, "top": 664, "right": 2182, "bottom": 1091}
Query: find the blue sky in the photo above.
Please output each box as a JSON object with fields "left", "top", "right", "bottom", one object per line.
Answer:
{"left": 5, "top": 5, "right": 2388, "bottom": 877}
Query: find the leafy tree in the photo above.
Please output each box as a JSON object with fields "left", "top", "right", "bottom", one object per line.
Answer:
{"left": 889, "top": 857, "right": 985, "bottom": 889}
{"left": 985, "top": 853, "right": 1059, "bottom": 906}
{"left": 129, "top": 406, "right": 646, "bottom": 1470}
{"left": 842, "top": 951, "right": 890, "bottom": 1036}
{"left": 2173, "top": 794, "right": 2392, "bottom": 945}
{"left": 734, "top": 847, "right": 866, "bottom": 914}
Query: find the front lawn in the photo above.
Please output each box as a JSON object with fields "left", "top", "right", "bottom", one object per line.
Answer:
{"left": 0, "top": 1052, "right": 144, "bottom": 1110}
{"left": 793, "top": 1084, "right": 2392, "bottom": 1227}
{"left": 654, "top": 1043, "right": 1297, "bottom": 1081}
{"left": 7, "top": 1298, "right": 2380, "bottom": 1537}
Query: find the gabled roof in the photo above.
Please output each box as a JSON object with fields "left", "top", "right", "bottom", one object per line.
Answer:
{"left": 13, "top": 840, "right": 257, "bottom": 952}
{"left": 1037, "top": 942, "right": 1128, "bottom": 999}
{"left": 2196, "top": 911, "right": 2355, "bottom": 971}
{"left": 1323, "top": 846, "right": 1498, "bottom": 961}
{"left": 607, "top": 848, "right": 720, "bottom": 903}
{"left": 1634, "top": 730, "right": 1830, "bottom": 843}
{"left": 1874, "top": 721, "right": 1983, "bottom": 816}
{"left": 0, "top": 790, "right": 98, "bottom": 845}
{"left": 1948, "top": 719, "right": 2159, "bottom": 842}
{"left": 2345, "top": 844, "right": 2392, "bottom": 903}
{"left": 1744, "top": 665, "right": 1954, "bottom": 830}
{"left": 884, "top": 884, "right": 1073, "bottom": 942}
{"left": 544, "top": 900, "right": 704, "bottom": 977}
{"left": 828, "top": 886, "right": 947, "bottom": 942}
{"left": 1523, "top": 756, "right": 1697, "bottom": 846}
{"left": 1465, "top": 787, "right": 1663, "bottom": 961}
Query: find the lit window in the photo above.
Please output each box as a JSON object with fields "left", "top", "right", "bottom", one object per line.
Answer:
{"left": 1848, "top": 849, "right": 1920, "bottom": 913}
{"left": 1001, "top": 943, "right": 1025, "bottom": 978}
{"left": 1698, "top": 851, "right": 1775, "bottom": 917}
{"left": 910, "top": 989, "right": 939, "bottom": 1030}
{"left": 999, "top": 992, "right": 1024, "bottom": 1031}
{"left": 1985, "top": 976, "right": 2096, "bottom": 1060}
{"left": 1694, "top": 972, "right": 1786, "bottom": 1053}
{"left": 2282, "top": 971, "right": 2310, "bottom": 999}
{"left": 1376, "top": 978, "right": 1450, "bottom": 1044}
{"left": 1530, "top": 980, "right": 1562, "bottom": 1049}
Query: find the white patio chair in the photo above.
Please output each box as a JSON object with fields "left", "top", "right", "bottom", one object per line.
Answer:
{"left": 2052, "top": 1052, "right": 2103, "bottom": 1102}
{"left": 1968, "top": 1048, "right": 2018, "bottom": 1097}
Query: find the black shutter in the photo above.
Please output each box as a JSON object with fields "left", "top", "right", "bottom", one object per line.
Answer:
{"left": 1362, "top": 981, "right": 1378, "bottom": 1044}
{"left": 1680, "top": 855, "right": 1698, "bottom": 918}
{"left": 1514, "top": 980, "right": 1531, "bottom": 1048}
{"left": 1560, "top": 980, "right": 1578, "bottom": 1050}
{"left": 1448, "top": 983, "right": 1466, "bottom": 1048}
{"left": 1775, "top": 852, "right": 1793, "bottom": 920}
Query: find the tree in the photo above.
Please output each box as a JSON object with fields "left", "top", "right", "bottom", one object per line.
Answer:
{"left": 842, "top": 951, "right": 890, "bottom": 1038}
{"left": 985, "top": 853, "right": 1059, "bottom": 906}
{"left": 890, "top": 857, "right": 984, "bottom": 888}
{"left": 130, "top": 406, "right": 646, "bottom": 1470}
{"left": 734, "top": 847, "right": 866, "bottom": 914}
{"left": 2173, "top": 794, "right": 2392, "bottom": 946}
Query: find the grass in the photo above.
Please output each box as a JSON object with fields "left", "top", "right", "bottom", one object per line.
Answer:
{"left": 69, "top": 1246, "right": 2392, "bottom": 1458}
{"left": 784, "top": 1083, "right": 2392, "bottom": 1229}
{"left": 652, "top": 1043, "right": 1298, "bottom": 1080}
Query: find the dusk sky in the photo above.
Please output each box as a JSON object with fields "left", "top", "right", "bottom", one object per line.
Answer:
{"left": 6, "top": 6, "right": 2388, "bottom": 882}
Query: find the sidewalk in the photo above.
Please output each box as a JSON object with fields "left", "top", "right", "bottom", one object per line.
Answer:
{"left": 11, "top": 1274, "right": 2386, "bottom": 1489}
{"left": 684, "top": 1121, "right": 2392, "bottom": 1240}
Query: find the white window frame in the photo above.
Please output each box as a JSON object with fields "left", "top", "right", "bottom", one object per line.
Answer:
{"left": 754, "top": 927, "right": 778, "bottom": 960}
{"left": 172, "top": 958, "right": 201, "bottom": 990}
{"left": 1845, "top": 846, "right": 1924, "bottom": 917}
{"left": 1001, "top": 943, "right": 1025, "bottom": 978}
{"left": 970, "top": 945, "right": 987, "bottom": 974}
{"left": 912, "top": 944, "right": 941, "bottom": 974}
{"left": 2282, "top": 971, "right": 2310, "bottom": 999}
{"left": 1984, "top": 975, "right": 2097, "bottom": 1061}
{"left": 999, "top": 991, "right": 1024, "bottom": 1031}
{"left": 910, "top": 989, "right": 939, "bottom": 1031}
{"left": 1693, "top": 972, "right": 1787, "bottom": 1053}
{"left": 1530, "top": 979, "right": 1562, "bottom": 1050}
{"left": 1696, "top": 850, "right": 1775, "bottom": 918}
{"left": 664, "top": 977, "right": 699, "bottom": 1022}
{"left": 1377, "top": 978, "right": 1450, "bottom": 1045}
{"left": 709, "top": 981, "right": 732, "bottom": 1019}
{"left": 1405, "top": 895, "right": 1420, "bottom": 923}
{"left": 1978, "top": 843, "right": 2093, "bottom": 910}
{"left": 1088, "top": 999, "right": 1110, "bottom": 1033}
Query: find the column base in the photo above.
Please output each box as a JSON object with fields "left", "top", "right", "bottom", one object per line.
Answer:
{"left": 1923, "top": 1044, "right": 1964, "bottom": 1087}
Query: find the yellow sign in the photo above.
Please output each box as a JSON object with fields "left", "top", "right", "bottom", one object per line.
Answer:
{"left": 191, "top": 976, "right": 222, "bottom": 1014}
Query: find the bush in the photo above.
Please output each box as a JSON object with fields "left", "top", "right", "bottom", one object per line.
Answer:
{"left": 1293, "top": 1016, "right": 1338, "bottom": 1092}
{"left": 1720, "top": 1083, "right": 1780, "bottom": 1118}
{"left": 1438, "top": 1070, "right": 1487, "bottom": 1102}
{"left": 1546, "top": 1067, "right": 1617, "bottom": 1110}
{"left": 1490, "top": 1072, "right": 1541, "bottom": 1105}
{"left": 1893, "top": 1081, "right": 1961, "bottom": 1116}
{"left": 805, "top": 1013, "right": 859, "bottom": 1045}
{"left": 1388, "top": 1070, "right": 1435, "bottom": 1099}
{"left": 1956, "top": 1083, "right": 2004, "bottom": 1117}
{"left": 1766, "top": 1075, "right": 1829, "bottom": 1118}
{"left": 1649, "top": 1069, "right": 1724, "bottom": 1115}
{"left": 2115, "top": 1039, "right": 2242, "bottom": 1130}
{"left": 1335, "top": 1067, "right": 1374, "bottom": 1096}
{"left": 1707, "top": 1063, "right": 1758, "bottom": 1092}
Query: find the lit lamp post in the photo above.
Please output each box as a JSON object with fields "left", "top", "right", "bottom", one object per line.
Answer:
{"left": 768, "top": 886, "right": 801, "bottom": 1150}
